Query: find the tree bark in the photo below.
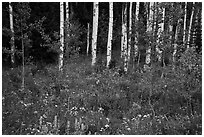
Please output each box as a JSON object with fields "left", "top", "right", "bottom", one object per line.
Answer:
{"left": 173, "top": 4, "right": 182, "bottom": 69}
{"left": 145, "top": 2, "right": 154, "bottom": 69}
{"left": 192, "top": 6, "right": 200, "bottom": 47}
{"left": 187, "top": 2, "right": 195, "bottom": 49}
{"left": 65, "top": 2, "right": 69, "bottom": 60}
{"left": 156, "top": 5, "right": 165, "bottom": 62}
{"left": 183, "top": 2, "right": 187, "bottom": 45}
{"left": 127, "top": 2, "right": 132, "bottom": 64}
{"left": 66, "top": 2, "right": 69, "bottom": 36}
{"left": 168, "top": 3, "right": 174, "bottom": 44}
{"left": 107, "top": 2, "right": 113, "bottom": 68}
{"left": 91, "top": 2, "right": 99, "bottom": 66}
{"left": 87, "top": 23, "right": 90, "bottom": 56}
{"left": 121, "top": 5, "right": 125, "bottom": 59}
{"left": 9, "top": 2, "right": 15, "bottom": 66}
{"left": 59, "top": 2, "right": 64, "bottom": 71}
{"left": 133, "top": 2, "right": 139, "bottom": 68}
{"left": 123, "top": 3, "right": 128, "bottom": 72}
{"left": 66, "top": 2, "right": 69, "bottom": 20}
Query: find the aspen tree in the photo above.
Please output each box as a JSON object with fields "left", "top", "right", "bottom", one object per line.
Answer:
{"left": 65, "top": 2, "right": 69, "bottom": 65}
{"left": 169, "top": 3, "right": 174, "bottom": 43}
{"left": 134, "top": 2, "right": 139, "bottom": 68}
{"left": 66, "top": 2, "right": 69, "bottom": 38}
{"left": 87, "top": 23, "right": 90, "bottom": 56}
{"left": 107, "top": 2, "right": 113, "bottom": 68}
{"left": 59, "top": 2, "right": 64, "bottom": 71}
{"left": 127, "top": 2, "right": 132, "bottom": 63}
{"left": 173, "top": 4, "right": 182, "bottom": 67}
{"left": 192, "top": 7, "right": 200, "bottom": 47}
{"left": 123, "top": 3, "right": 128, "bottom": 72}
{"left": 66, "top": 2, "right": 69, "bottom": 20}
{"left": 9, "top": 2, "right": 15, "bottom": 66}
{"left": 169, "top": 24, "right": 173, "bottom": 43}
{"left": 153, "top": 3, "right": 157, "bottom": 40}
{"left": 91, "top": 2, "right": 99, "bottom": 66}
{"left": 145, "top": 2, "right": 154, "bottom": 69}
{"left": 187, "top": 2, "right": 195, "bottom": 49}
{"left": 156, "top": 5, "right": 165, "bottom": 62}
{"left": 183, "top": 2, "right": 187, "bottom": 45}
{"left": 121, "top": 5, "right": 125, "bottom": 58}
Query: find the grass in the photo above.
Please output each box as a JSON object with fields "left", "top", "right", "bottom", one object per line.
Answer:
{"left": 2, "top": 54, "right": 202, "bottom": 135}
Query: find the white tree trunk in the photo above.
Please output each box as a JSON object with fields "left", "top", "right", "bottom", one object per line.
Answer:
{"left": 127, "top": 2, "right": 132, "bottom": 63}
{"left": 54, "top": 115, "right": 58, "bottom": 129}
{"left": 66, "top": 2, "right": 69, "bottom": 20}
{"left": 192, "top": 8, "right": 200, "bottom": 47}
{"left": 134, "top": 2, "right": 139, "bottom": 68}
{"left": 169, "top": 25, "right": 173, "bottom": 42}
{"left": 59, "top": 2, "right": 64, "bottom": 71}
{"left": 169, "top": 3, "right": 173, "bottom": 43}
{"left": 66, "top": 2, "right": 69, "bottom": 34}
{"left": 173, "top": 25, "right": 179, "bottom": 65}
{"left": 91, "top": 2, "right": 99, "bottom": 66}
{"left": 172, "top": 43, "right": 177, "bottom": 69}
{"left": 156, "top": 6, "right": 165, "bottom": 62}
{"left": 183, "top": 2, "right": 187, "bottom": 45}
{"left": 123, "top": 3, "right": 128, "bottom": 72}
{"left": 187, "top": 2, "right": 195, "bottom": 49}
{"left": 87, "top": 23, "right": 90, "bottom": 56}
{"left": 145, "top": 2, "right": 154, "bottom": 67}
{"left": 107, "top": 2, "right": 113, "bottom": 68}
{"left": 9, "top": 2, "right": 15, "bottom": 66}
{"left": 174, "top": 21, "right": 181, "bottom": 44}
{"left": 65, "top": 2, "right": 69, "bottom": 58}
{"left": 153, "top": 2, "right": 157, "bottom": 38}
{"left": 121, "top": 6, "right": 125, "bottom": 59}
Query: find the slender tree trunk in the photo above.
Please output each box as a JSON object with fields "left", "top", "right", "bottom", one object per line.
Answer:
{"left": 192, "top": 7, "right": 200, "bottom": 47}
{"left": 121, "top": 5, "right": 125, "bottom": 59}
{"left": 169, "top": 3, "right": 174, "bottom": 44}
{"left": 173, "top": 5, "right": 182, "bottom": 69}
{"left": 145, "top": 2, "right": 154, "bottom": 69}
{"left": 187, "top": 2, "right": 195, "bottom": 49}
{"left": 152, "top": 3, "right": 157, "bottom": 41}
{"left": 9, "top": 2, "right": 15, "bottom": 67}
{"left": 156, "top": 6, "right": 165, "bottom": 62}
{"left": 66, "top": 2, "right": 69, "bottom": 37}
{"left": 174, "top": 20, "right": 181, "bottom": 44}
{"left": 59, "top": 2, "right": 64, "bottom": 71}
{"left": 183, "top": 2, "right": 187, "bottom": 45}
{"left": 65, "top": 2, "right": 69, "bottom": 61}
{"left": 133, "top": 2, "right": 139, "bottom": 69}
{"left": 91, "top": 2, "right": 99, "bottom": 66}
{"left": 66, "top": 2, "right": 69, "bottom": 20}
{"left": 127, "top": 2, "right": 132, "bottom": 64}
{"left": 173, "top": 24, "right": 179, "bottom": 66}
{"left": 169, "top": 23, "right": 173, "bottom": 43}
{"left": 107, "top": 2, "right": 113, "bottom": 68}
{"left": 87, "top": 23, "right": 90, "bottom": 56}
{"left": 54, "top": 115, "right": 58, "bottom": 129}
{"left": 123, "top": 3, "right": 128, "bottom": 72}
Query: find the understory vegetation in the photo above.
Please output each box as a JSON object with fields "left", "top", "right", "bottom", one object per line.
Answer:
{"left": 2, "top": 49, "right": 202, "bottom": 135}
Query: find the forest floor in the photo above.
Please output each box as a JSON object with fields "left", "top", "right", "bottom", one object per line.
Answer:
{"left": 2, "top": 54, "right": 202, "bottom": 135}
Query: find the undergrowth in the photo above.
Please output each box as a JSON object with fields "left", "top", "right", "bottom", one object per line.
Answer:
{"left": 2, "top": 52, "right": 202, "bottom": 135}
